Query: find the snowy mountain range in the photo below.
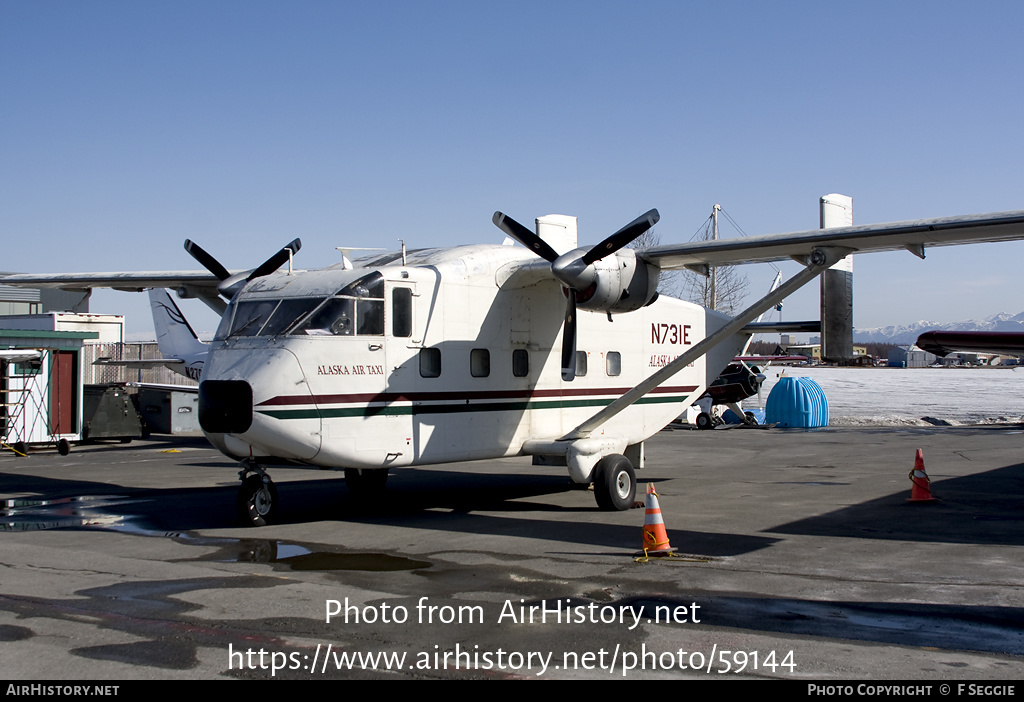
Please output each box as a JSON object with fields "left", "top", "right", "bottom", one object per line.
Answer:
{"left": 854, "top": 312, "right": 1024, "bottom": 344}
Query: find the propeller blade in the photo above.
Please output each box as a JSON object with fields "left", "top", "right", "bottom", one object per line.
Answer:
{"left": 492, "top": 212, "right": 560, "bottom": 262}
{"left": 561, "top": 292, "right": 577, "bottom": 381}
{"left": 581, "top": 208, "right": 660, "bottom": 265}
{"left": 247, "top": 238, "right": 302, "bottom": 281}
{"left": 184, "top": 240, "right": 231, "bottom": 281}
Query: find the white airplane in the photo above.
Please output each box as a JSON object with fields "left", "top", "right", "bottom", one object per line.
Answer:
{"left": 6, "top": 206, "right": 1024, "bottom": 526}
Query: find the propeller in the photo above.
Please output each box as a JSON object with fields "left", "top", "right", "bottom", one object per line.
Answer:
{"left": 491, "top": 212, "right": 559, "bottom": 262}
{"left": 184, "top": 237, "right": 302, "bottom": 301}
{"left": 493, "top": 209, "right": 659, "bottom": 381}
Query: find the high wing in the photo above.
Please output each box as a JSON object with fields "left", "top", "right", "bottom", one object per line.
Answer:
{"left": 0, "top": 270, "right": 227, "bottom": 312}
{"left": 639, "top": 210, "right": 1024, "bottom": 270}
{"left": 559, "top": 207, "right": 1024, "bottom": 439}
{"left": 2, "top": 238, "right": 301, "bottom": 314}
{"left": 8, "top": 210, "right": 1024, "bottom": 292}
{"left": 0, "top": 271, "right": 224, "bottom": 292}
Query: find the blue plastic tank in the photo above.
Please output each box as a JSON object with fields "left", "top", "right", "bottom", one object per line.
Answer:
{"left": 765, "top": 377, "right": 829, "bottom": 428}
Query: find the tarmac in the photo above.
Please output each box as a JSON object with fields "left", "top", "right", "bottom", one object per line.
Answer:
{"left": 2, "top": 423, "right": 1024, "bottom": 680}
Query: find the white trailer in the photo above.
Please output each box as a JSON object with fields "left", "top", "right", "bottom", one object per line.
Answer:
{"left": 1, "top": 329, "right": 98, "bottom": 455}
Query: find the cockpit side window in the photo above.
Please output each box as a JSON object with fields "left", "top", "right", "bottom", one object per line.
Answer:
{"left": 292, "top": 272, "right": 385, "bottom": 337}
{"left": 214, "top": 299, "right": 237, "bottom": 341}
{"left": 298, "top": 297, "right": 356, "bottom": 336}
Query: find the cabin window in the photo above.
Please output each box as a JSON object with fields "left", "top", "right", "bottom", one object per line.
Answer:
{"left": 575, "top": 351, "right": 588, "bottom": 377}
{"left": 512, "top": 349, "right": 529, "bottom": 378}
{"left": 606, "top": 351, "right": 621, "bottom": 376}
{"left": 470, "top": 349, "right": 490, "bottom": 378}
{"left": 392, "top": 287, "right": 412, "bottom": 337}
{"left": 419, "top": 348, "right": 441, "bottom": 378}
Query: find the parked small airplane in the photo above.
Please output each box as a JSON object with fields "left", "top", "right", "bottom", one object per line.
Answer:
{"left": 690, "top": 361, "right": 767, "bottom": 429}
{"left": 7, "top": 206, "right": 1024, "bottom": 525}
{"left": 687, "top": 271, "right": 810, "bottom": 429}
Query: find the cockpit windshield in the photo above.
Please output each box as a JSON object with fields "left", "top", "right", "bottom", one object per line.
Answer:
{"left": 214, "top": 272, "right": 386, "bottom": 340}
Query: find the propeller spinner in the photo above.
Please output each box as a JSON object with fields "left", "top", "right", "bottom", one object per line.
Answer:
{"left": 493, "top": 209, "right": 659, "bottom": 381}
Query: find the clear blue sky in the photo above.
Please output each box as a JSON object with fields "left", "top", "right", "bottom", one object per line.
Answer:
{"left": 3, "top": 1, "right": 1023, "bottom": 337}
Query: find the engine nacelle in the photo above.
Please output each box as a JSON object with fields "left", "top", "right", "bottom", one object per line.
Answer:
{"left": 574, "top": 248, "right": 660, "bottom": 314}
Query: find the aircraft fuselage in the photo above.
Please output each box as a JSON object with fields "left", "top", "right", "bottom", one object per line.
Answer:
{"left": 197, "top": 245, "right": 743, "bottom": 473}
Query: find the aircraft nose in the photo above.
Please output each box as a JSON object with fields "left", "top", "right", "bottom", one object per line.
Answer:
{"left": 199, "top": 380, "right": 253, "bottom": 434}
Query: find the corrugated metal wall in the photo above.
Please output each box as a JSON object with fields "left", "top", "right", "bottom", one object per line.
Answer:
{"left": 80, "top": 342, "right": 198, "bottom": 387}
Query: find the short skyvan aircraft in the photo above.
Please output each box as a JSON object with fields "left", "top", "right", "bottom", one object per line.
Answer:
{"left": 7, "top": 206, "right": 1024, "bottom": 525}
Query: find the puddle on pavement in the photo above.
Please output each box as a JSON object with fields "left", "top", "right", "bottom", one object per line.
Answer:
{"left": 218, "top": 538, "right": 431, "bottom": 571}
{"left": 161, "top": 534, "right": 431, "bottom": 572}
{"left": 0, "top": 495, "right": 151, "bottom": 533}
{"left": 1, "top": 495, "right": 430, "bottom": 572}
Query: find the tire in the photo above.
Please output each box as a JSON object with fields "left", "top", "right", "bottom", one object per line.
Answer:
{"left": 57, "top": 439, "right": 71, "bottom": 456}
{"left": 593, "top": 454, "right": 636, "bottom": 511}
{"left": 696, "top": 412, "right": 714, "bottom": 430}
{"left": 744, "top": 411, "right": 758, "bottom": 426}
{"left": 345, "top": 468, "right": 389, "bottom": 496}
{"left": 238, "top": 474, "right": 278, "bottom": 527}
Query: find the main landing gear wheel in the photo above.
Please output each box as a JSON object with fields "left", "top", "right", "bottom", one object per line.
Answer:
{"left": 744, "top": 411, "right": 759, "bottom": 426}
{"left": 593, "top": 454, "right": 636, "bottom": 511}
{"left": 696, "top": 412, "right": 714, "bottom": 430}
{"left": 238, "top": 474, "right": 278, "bottom": 527}
{"left": 345, "top": 468, "right": 389, "bottom": 496}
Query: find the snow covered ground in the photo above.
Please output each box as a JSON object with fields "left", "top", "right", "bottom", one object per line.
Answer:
{"left": 752, "top": 366, "right": 1024, "bottom": 426}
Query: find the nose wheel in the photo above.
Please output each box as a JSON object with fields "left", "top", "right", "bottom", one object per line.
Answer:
{"left": 237, "top": 467, "right": 278, "bottom": 527}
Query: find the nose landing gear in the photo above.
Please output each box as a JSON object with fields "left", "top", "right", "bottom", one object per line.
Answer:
{"left": 238, "top": 462, "right": 278, "bottom": 527}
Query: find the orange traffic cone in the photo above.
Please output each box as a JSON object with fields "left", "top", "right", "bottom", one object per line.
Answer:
{"left": 907, "top": 449, "right": 938, "bottom": 503}
{"left": 640, "top": 483, "right": 676, "bottom": 556}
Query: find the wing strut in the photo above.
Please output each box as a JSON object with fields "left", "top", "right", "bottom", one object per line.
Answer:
{"left": 561, "top": 246, "right": 851, "bottom": 440}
